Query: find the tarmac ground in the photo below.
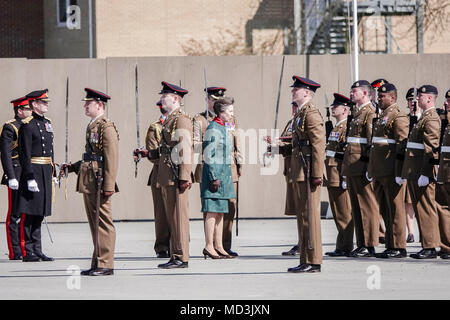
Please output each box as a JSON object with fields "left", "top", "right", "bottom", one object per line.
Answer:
{"left": 1, "top": 218, "right": 449, "bottom": 300}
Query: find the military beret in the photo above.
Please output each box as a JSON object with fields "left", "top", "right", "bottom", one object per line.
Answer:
{"left": 351, "top": 80, "right": 371, "bottom": 89}
{"left": 26, "top": 89, "right": 51, "bottom": 102}
{"left": 371, "top": 79, "right": 389, "bottom": 89}
{"left": 406, "top": 87, "right": 417, "bottom": 100}
{"left": 290, "top": 76, "right": 321, "bottom": 92}
{"left": 291, "top": 101, "right": 298, "bottom": 107}
{"left": 10, "top": 96, "right": 30, "bottom": 109}
{"left": 445, "top": 89, "right": 450, "bottom": 99}
{"left": 82, "top": 88, "right": 111, "bottom": 103}
{"left": 331, "top": 93, "right": 352, "bottom": 107}
{"left": 159, "top": 81, "right": 188, "bottom": 98}
{"left": 418, "top": 85, "right": 438, "bottom": 95}
{"left": 379, "top": 82, "right": 397, "bottom": 93}
{"left": 205, "top": 87, "right": 226, "bottom": 99}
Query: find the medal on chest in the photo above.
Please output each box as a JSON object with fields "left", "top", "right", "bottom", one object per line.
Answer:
{"left": 45, "top": 122, "right": 54, "bottom": 133}
{"left": 90, "top": 132, "right": 99, "bottom": 144}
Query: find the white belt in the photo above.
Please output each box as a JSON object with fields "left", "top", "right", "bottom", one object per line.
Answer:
{"left": 328, "top": 136, "right": 339, "bottom": 142}
{"left": 372, "top": 137, "right": 396, "bottom": 144}
{"left": 442, "top": 146, "right": 450, "bottom": 153}
{"left": 407, "top": 142, "right": 424, "bottom": 150}
{"left": 347, "top": 137, "right": 368, "bottom": 144}
{"left": 326, "top": 150, "right": 336, "bottom": 157}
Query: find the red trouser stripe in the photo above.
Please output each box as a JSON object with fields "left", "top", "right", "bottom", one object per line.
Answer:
{"left": 5, "top": 188, "right": 13, "bottom": 259}
{"left": 20, "top": 213, "right": 26, "bottom": 257}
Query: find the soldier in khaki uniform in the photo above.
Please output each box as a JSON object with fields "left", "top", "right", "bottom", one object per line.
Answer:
{"left": 286, "top": 76, "right": 325, "bottom": 273}
{"left": 62, "top": 88, "right": 119, "bottom": 276}
{"left": 324, "top": 93, "right": 354, "bottom": 257}
{"left": 405, "top": 87, "right": 421, "bottom": 243}
{"left": 436, "top": 89, "right": 450, "bottom": 259}
{"left": 156, "top": 81, "right": 193, "bottom": 269}
{"left": 134, "top": 101, "right": 170, "bottom": 258}
{"left": 342, "top": 80, "right": 380, "bottom": 258}
{"left": 193, "top": 87, "right": 242, "bottom": 256}
{"left": 368, "top": 83, "right": 409, "bottom": 259}
{"left": 402, "top": 85, "right": 441, "bottom": 259}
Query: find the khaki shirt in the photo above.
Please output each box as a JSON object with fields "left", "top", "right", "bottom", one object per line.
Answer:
{"left": 342, "top": 102, "right": 376, "bottom": 177}
{"left": 368, "top": 104, "right": 409, "bottom": 178}
{"left": 324, "top": 119, "right": 347, "bottom": 187}
{"left": 76, "top": 115, "right": 119, "bottom": 194}
{"left": 289, "top": 102, "right": 325, "bottom": 181}
{"left": 145, "top": 119, "right": 163, "bottom": 187}
{"left": 401, "top": 107, "right": 441, "bottom": 179}
{"left": 156, "top": 107, "right": 193, "bottom": 186}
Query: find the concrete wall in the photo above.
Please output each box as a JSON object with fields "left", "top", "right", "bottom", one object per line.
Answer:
{"left": 0, "top": 54, "right": 449, "bottom": 223}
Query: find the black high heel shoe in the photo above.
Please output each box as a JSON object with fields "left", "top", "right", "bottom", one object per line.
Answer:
{"left": 216, "top": 250, "right": 235, "bottom": 259}
{"left": 203, "top": 248, "right": 221, "bottom": 259}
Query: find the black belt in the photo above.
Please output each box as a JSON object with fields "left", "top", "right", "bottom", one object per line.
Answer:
{"left": 83, "top": 153, "right": 103, "bottom": 162}
{"left": 294, "top": 140, "right": 310, "bottom": 148}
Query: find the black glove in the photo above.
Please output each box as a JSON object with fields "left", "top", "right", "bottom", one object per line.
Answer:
{"left": 209, "top": 179, "right": 221, "bottom": 193}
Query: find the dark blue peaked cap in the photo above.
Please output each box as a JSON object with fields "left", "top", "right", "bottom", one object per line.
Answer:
{"left": 159, "top": 81, "right": 188, "bottom": 97}
{"left": 331, "top": 93, "right": 352, "bottom": 106}
{"left": 205, "top": 87, "right": 226, "bottom": 99}
{"left": 82, "top": 88, "right": 111, "bottom": 102}
{"left": 418, "top": 85, "right": 438, "bottom": 95}
{"left": 290, "top": 76, "right": 321, "bottom": 92}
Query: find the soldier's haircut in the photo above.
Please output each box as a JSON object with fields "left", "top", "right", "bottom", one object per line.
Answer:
{"left": 213, "top": 96, "right": 234, "bottom": 115}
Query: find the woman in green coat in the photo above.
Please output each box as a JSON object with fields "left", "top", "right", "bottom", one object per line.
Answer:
{"left": 201, "top": 97, "right": 236, "bottom": 259}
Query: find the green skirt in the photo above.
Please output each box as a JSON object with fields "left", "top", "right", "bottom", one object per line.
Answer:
{"left": 201, "top": 198, "right": 229, "bottom": 213}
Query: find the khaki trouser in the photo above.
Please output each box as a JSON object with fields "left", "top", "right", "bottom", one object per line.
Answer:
{"left": 223, "top": 182, "right": 238, "bottom": 251}
{"left": 347, "top": 176, "right": 380, "bottom": 248}
{"left": 292, "top": 181, "right": 322, "bottom": 265}
{"left": 373, "top": 177, "right": 406, "bottom": 249}
{"left": 161, "top": 185, "right": 190, "bottom": 262}
{"left": 407, "top": 180, "right": 441, "bottom": 249}
{"left": 327, "top": 186, "right": 354, "bottom": 252}
{"left": 151, "top": 185, "right": 170, "bottom": 254}
{"left": 83, "top": 193, "right": 116, "bottom": 269}
{"left": 436, "top": 184, "right": 450, "bottom": 253}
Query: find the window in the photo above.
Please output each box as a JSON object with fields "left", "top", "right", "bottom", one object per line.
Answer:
{"left": 56, "top": 0, "right": 78, "bottom": 27}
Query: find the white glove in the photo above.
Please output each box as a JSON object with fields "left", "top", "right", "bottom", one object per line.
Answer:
{"left": 395, "top": 177, "right": 406, "bottom": 186}
{"left": 341, "top": 180, "right": 347, "bottom": 190}
{"left": 8, "top": 179, "right": 19, "bottom": 190}
{"left": 53, "top": 177, "right": 60, "bottom": 187}
{"left": 366, "top": 172, "right": 373, "bottom": 182}
{"left": 418, "top": 175, "right": 429, "bottom": 187}
{"left": 27, "top": 179, "right": 40, "bottom": 192}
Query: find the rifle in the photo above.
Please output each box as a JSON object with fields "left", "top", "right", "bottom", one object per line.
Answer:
{"left": 325, "top": 94, "right": 333, "bottom": 142}
{"left": 298, "top": 152, "right": 313, "bottom": 250}
{"left": 437, "top": 106, "right": 448, "bottom": 145}
{"left": 409, "top": 87, "right": 418, "bottom": 132}
{"left": 134, "top": 64, "right": 141, "bottom": 178}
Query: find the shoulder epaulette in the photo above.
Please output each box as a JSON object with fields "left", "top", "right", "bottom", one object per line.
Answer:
{"left": 44, "top": 116, "right": 52, "bottom": 123}
{"left": 21, "top": 116, "right": 33, "bottom": 124}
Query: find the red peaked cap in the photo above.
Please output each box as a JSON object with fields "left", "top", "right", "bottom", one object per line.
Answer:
{"left": 10, "top": 96, "right": 30, "bottom": 108}
{"left": 290, "top": 76, "right": 321, "bottom": 92}
{"left": 331, "top": 93, "right": 352, "bottom": 107}
{"left": 26, "top": 89, "right": 50, "bottom": 102}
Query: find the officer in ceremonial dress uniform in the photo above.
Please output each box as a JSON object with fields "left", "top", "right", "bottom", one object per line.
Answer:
{"left": 342, "top": 81, "right": 380, "bottom": 258}
{"left": 402, "top": 85, "right": 441, "bottom": 259}
{"left": 368, "top": 83, "right": 409, "bottom": 259}
{"left": 279, "top": 102, "right": 301, "bottom": 256}
{"left": 134, "top": 101, "right": 171, "bottom": 258}
{"left": 193, "top": 87, "right": 241, "bottom": 256}
{"left": 324, "top": 93, "right": 354, "bottom": 257}
{"left": 62, "top": 88, "right": 119, "bottom": 276}
{"left": 17, "top": 89, "right": 55, "bottom": 262}
{"left": 287, "top": 76, "right": 325, "bottom": 273}
{"left": 1, "top": 97, "right": 32, "bottom": 260}
{"left": 436, "top": 89, "right": 450, "bottom": 259}
{"left": 156, "top": 81, "right": 193, "bottom": 269}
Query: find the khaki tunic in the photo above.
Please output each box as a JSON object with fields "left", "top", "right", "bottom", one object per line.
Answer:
{"left": 280, "top": 119, "right": 296, "bottom": 216}
{"left": 325, "top": 119, "right": 353, "bottom": 252}
{"left": 437, "top": 120, "right": 450, "bottom": 253}
{"left": 289, "top": 102, "right": 325, "bottom": 265}
{"left": 145, "top": 118, "right": 170, "bottom": 253}
{"left": 341, "top": 102, "right": 380, "bottom": 248}
{"left": 402, "top": 107, "right": 441, "bottom": 249}
{"left": 369, "top": 104, "right": 409, "bottom": 249}
{"left": 156, "top": 107, "right": 192, "bottom": 262}
{"left": 74, "top": 115, "right": 119, "bottom": 269}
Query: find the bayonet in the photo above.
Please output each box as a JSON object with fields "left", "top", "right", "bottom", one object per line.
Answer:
{"left": 134, "top": 64, "right": 141, "bottom": 178}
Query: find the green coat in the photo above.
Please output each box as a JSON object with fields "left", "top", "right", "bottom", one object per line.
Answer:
{"left": 201, "top": 121, "right": 236, "bottom": 200}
